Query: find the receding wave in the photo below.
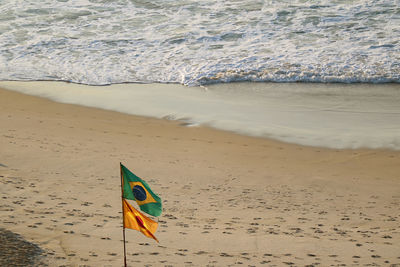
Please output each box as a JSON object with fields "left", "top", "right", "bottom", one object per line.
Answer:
{"left": 1, "top": 81, "right": 399, "bottom": 150}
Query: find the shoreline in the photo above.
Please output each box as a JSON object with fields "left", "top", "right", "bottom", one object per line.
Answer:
{"left": 1, "top": 87, "right": 400, "bottom": 266}
{"left": 1, "top": 80, "right": 399, "bottom": 150}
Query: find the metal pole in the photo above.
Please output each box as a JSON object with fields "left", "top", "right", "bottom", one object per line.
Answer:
{"left": 120, "top": 163, "right": 127, "bottom": 267}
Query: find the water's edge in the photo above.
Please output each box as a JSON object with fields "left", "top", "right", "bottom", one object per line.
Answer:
{"left": 1, "top": 80, "right": 399, "bottom": 150}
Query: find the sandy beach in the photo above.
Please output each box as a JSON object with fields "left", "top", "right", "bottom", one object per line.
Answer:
{"left": 1, "top": 86, "right": 400, "bottom": 266}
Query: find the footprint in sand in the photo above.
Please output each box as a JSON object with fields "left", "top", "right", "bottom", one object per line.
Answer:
{"left": 282, "top": 262, "right": 295, "bottom": 265}
{"left": 175, "top": 252, "right": 186, "bottom": 256}
{"left": 131, "top": 252, "right": 142, "bottom": 256}
{"left": 107, "top": 252, "right": 117, "bottom": 256}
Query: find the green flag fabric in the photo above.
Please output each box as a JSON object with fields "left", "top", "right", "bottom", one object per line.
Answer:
{"left": 121, "top": 163, "right": 162, "bottom": 217}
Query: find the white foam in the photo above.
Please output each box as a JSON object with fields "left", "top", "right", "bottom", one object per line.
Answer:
{"left": 1, "top": 81, "right": 399, "bottom": 150}
{"left": 0, "top": 0, "right": 399, "bottom": 85}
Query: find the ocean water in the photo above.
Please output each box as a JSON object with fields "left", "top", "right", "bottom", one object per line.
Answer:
{"left": 0, "top": 0, "right": 399, "bottom": 85}
{"left": 1, "top": 1, "right": 400, "bottom": 149}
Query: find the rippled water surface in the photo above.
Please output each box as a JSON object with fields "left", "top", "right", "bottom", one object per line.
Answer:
{"left": 1, "top": 0, "right": 399, "bottom": 85}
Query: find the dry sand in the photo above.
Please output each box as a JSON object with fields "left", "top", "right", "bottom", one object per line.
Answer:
{"left": 1, "top": 87, "right": 400, "bottom": 266}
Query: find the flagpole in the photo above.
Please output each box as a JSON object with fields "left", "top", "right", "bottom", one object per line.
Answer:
{"left": 120, "top": 163, "right": 127, "bottom": 267}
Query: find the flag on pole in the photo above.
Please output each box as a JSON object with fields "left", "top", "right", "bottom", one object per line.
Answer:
{"left": 123, "top": 199, "right": 159, "bottom": 242}
{"left": 121, "top": 163, "right": 162, "bottom": 217}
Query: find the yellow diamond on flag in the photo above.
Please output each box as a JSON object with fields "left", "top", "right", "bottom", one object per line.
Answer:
{"left": 129, "top": 181, "right": 158, "bottom": 205}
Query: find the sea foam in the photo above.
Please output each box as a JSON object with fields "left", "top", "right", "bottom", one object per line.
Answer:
{"left": 0, "top": 0, "right": 399, "bottom": 85}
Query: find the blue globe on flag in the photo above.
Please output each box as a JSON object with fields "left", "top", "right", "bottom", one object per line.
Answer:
{"left": 132, "top": 185, "right": 147, "bottom": 201}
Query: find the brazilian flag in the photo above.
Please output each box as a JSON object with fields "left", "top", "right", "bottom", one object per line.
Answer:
{"left": 121, "top": 163, "right": 162, "bottom": 217}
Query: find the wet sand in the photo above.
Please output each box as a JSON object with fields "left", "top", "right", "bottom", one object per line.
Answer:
{"left": 1, "top": 87, "right": 400, "bottom": 266}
